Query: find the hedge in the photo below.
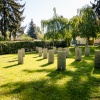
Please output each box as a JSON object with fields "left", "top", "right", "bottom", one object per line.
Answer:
{"left": 0, "top": 41, "right": 69, "bottom": 55}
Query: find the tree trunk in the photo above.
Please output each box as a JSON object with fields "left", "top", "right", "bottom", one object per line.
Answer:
{"left": 86, "top": 37, "right": 89, "bottom": 46}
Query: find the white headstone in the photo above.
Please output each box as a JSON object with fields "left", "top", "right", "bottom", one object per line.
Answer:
{"left": 21, "top": 48, "right": 25, "bottom": 57}
{"left": 18, "top": 49, "right": 23, "bottom": 64}
{"left": 75, "top": 48, "right": 81, "bottom": 61}
{"left": 48, "top": 50, "right": 54, "bottom": 63}
{"left": 53, "top": 47, "right": 57, "bottom": 54}
{"left": 57, "top": 51, "right": 66, "bottom": 70}
{"left": 65, "top": 47, "right": 70, "bottom": 58}
{"left": 43, "top": 48, "right": 47, "bottom": 59}
{"left": 58, "top": 47, "right": 62, "bottom": 51}
{"left": 85, "top": 46, "right": 90, "bottom": 56}
{"left": 39, "top": 47, "right": 42, "bottom": 57}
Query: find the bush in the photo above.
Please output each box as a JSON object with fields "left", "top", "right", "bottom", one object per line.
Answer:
{"left": 0, "top": 40, "right": 69, "bottom": 55}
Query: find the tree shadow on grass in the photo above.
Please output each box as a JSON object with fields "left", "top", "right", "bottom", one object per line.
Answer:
{"left": 40, "top": 63, "right": 53, "bottom": 67}
{"left": 93, "top": 68, "right": 100, "bottom": 74}
{"left": 22, "top": 69, "right": 52, "bottom": 73}
{"left": 46, "top": 59, "right": 100, "bottom": 100}
{"left": 36, "top": 58, "right": 44, "bottom": 61}
{"left": 0, "top": 55, "right": 100, "bottom": 100}
{"left": 33, "top": 56, "right": 39, "bottom": 58}
{"left": 8, "top": 60, "right": 18, "bottom": 62}
{"left": 3, "top": 63, "right": 20, "bottom": 68}
{"left": 0, "top": 80, "right": 74, "bottom": 100}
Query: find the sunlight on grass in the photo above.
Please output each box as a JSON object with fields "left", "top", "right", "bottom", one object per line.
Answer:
{"left": 55, "top": 76, "right": 73, "bottom": 87}
{"left": 80, "top": 76, "right": 89, "bottom": 82}
{"left": 0, "top": 50, "right": 100, "bottom": 100}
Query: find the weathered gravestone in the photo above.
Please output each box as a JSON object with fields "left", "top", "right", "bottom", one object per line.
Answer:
{"left": 21, "top": 48, "right": 25, "bottom": 57}
{"left": 43, "top": 48, "right": 47, "bottom": 59}
{"left": 75, "top": 47, "right": 81, "bottom": 61}
{"left": 53, "top": 47, "right": 57, "bottom": 54}
{"left": 48, "top": 50, "right": 54, "bottom": 63}
{"left": 64, "top": 47, "right": 70, "bottom": 58}
{"left": 36, "top": 46, "right": 39, "bottom": 53}
{"left": 39, "top": 47, "right": 42, "bottom": 57}
{"left": 18, "top": 49, "right": 23, "bottom": 64}
{"left": 94, "top": 51, "right": 100, "bottom": 69}
{"left": 85, "top": 46, "right": 90, "bottom": 56}
{"left": 57, "top": 47, "right": 63, "bottom": 51}
{"left": 75, "top": 46, "right": 79, "bottom": 53}
{"left": 57, "top": 51, "right": 66, "bottom": 71}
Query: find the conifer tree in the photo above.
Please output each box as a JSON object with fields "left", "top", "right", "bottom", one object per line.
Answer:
{"left": 27, "top": 19, "right": 37, "bottom": 39}
{"left": 0, "top": 0, "right": 25, "bottom": 40}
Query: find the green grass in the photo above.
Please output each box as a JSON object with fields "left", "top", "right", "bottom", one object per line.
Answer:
{"left": 0, "top": 48, "right": 100, "bottom": 100}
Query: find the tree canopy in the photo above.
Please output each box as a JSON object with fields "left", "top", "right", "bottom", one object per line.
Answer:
{"left": 0, "top": 0, "right": 25, "bottom": 40}
{"left": 78, "top": 5, "right": 97, "bottom": 45}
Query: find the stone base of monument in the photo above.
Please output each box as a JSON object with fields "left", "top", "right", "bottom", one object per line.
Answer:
{"left": 48, "top": 50, "right": 54, "bottom": 63}
{"left": 57, "top": 51, "right": 66, "bottom": 71}
{"left": 94, "top": 50, "right": 100, "bottom": 69}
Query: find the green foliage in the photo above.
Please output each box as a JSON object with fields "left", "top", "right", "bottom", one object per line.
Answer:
{"left": 0, "top": 41, "right": 35, "bottom": 54}
{"left": 0, "top": 41, "right": 69, "bottom": 54}
{"left": 69, "top": 15, "right": 80, "bottom": 40}
{"left": 41, "top": 8, "right": 69, "bottom": 46}
{"left": 37, "top": 33, "right": 44, "bottom": 40}
{"left": 27, "top": 19, "right": 37, "bottom": 39}
{"left": 20, "top": 34, "right": 33, "bottom": 41}
{"left": 0, "top": 36, "right": 4, "bottom": 41}
{"left": 79, "top": 5, "right": 97, "bottom": 40}
{"left": 0, "top": 0, "right": 25, "bottom": 40}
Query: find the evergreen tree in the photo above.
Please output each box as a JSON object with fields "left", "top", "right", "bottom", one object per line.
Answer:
{"left": 27, "top": 19, "right": 37, "bottom": 39}
{"left": 0, "top": 0, "right": 25, "bottom": 40}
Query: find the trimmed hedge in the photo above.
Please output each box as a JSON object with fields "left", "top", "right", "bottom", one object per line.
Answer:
{"left": 0, "top": 41, "right": 68, "bottom": 54}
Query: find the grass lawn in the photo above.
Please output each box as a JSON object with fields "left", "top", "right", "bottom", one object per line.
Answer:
{"left": 0, "top": 47, "right": 100, "bottom": 100}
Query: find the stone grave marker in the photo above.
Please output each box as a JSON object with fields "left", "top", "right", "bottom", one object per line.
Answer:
{"left": 65, "top": 47, "right": 70, "bottom": 58}
{"left": 43, "top": 48, "right": 47, "bottom": 59}
{"left": 57, "top": 51, "right": 66, "bottom": 70}
{"left": 75, "top": 48, "right": 81, "bottom": 61}
{"left": 53, "top": 47, "right": 57, "bottom": 54}
{"left": 21, "top": 48, "right": 25, "bottom": 57}
{"left": 39, "top": 47, "right": 42, "bottom": 57}
{"left": 85, "top": 46, "right": 90, "bottom": 56}
{"left": 94, "top": 50, "right": 100, "bottom": 69}
{"left": 48, "top": 50, "right": 54, "bottom": 63}
{"left": 18, "top": 49, "right": 23, "bottom": 64}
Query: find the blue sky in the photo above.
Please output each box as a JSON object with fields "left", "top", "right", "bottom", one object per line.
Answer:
{"left": 21, "top": 0, "right": 94, "bottom": 29}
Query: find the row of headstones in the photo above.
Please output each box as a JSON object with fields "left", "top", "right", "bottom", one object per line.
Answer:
{"left": 35, "top": 46, "right": 91, "bottom": 70}
{"left": 36, "top": 46, "right": 100, "bottom": 70}
{"left": 17, "top": 46, "right": 100, "bottom": 69}
{"left": 36, "top": 46, "right": 90, "bottom": 60}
